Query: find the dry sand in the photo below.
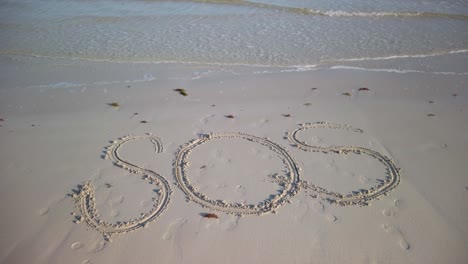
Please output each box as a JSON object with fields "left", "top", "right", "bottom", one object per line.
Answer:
{"left": 0, "top": 54, "right": 467, "bottom": 263}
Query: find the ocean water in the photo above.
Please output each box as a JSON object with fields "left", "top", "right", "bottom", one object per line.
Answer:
{"left": 1, "top": 0, "right": 467, "bottom": 72}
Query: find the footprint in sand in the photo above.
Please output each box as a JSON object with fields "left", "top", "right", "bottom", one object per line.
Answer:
{"left": 417, "top": 142, "right": 447, "bottom": 152}
{"left": 250, "top": 118, "right": 269, "bottom": 128}
{"left": 88, "top": 239, "right": 107, "bottom": 253}
{"left": 108, "top": 195, "right": 125, "bottom": 217}
{"left": 163, "top": 218, "right": 187, "bottom": 240}
{"left": 235, "top": 185, "right": 247, "bottom": 196}
{"left": 304, "top": 136, "right": 322, "bottom": 145}
{"left": 163, "top": 218, "right": 187, "bottom": 263}
{"left": 71, "top": 241, "right": 84, "bottom": 250}
{"left": 381, "top": 224, "right": 410, "bottom": 250}
{"left": 311, "top": 200, "right": 337, "bottom": 223}
{"left": 213, "top": 149, "right": 232, "bottom": 164}
{"left": 293, "top": 200, "right": 310, "bottom": 223}
{"left": 39, "top": 207, "right": 49, "bottom": 216}
{"left": 220, "top": 215, "right": 240, "bottom": 231}
{"left": 358, "top": 175, "right": 371, "bottom": 184}
{"left": 249, "top": 147, "right": 261, "bottom": 155}
{"left": 109, "top": 210, "right": 120, "bottom": 218}
{"left": 382, "top": 199, "right": 400, "bottom": 217}
{"left": 199, "top": 114, "right": 216, "bottom": 125}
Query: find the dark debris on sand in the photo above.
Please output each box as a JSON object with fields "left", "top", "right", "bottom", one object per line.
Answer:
{"left": 201, "top": 213, "right": 219, "bottom": 219}
{"left": 107, "top": 102, "right": 120, "bottom": 107}
{"left": 174, "top": 88, "right": 188, "bottom": 96}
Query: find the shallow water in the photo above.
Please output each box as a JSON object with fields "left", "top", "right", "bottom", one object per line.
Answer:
{"left": 1, "top": 0, "right": 467, "bottom": 71}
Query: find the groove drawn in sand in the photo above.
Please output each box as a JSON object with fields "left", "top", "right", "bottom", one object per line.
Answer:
{"left": 70, "top": 123, "right": 401, "bottom": 241}
{"left": 71, "top": 135, "right": 171, "bottom": 240}
{"left": 174, "top": 133, "right": 301, "bottom": 216}
{"left": 287, "top": 122, "right": 401, "bottom": 206}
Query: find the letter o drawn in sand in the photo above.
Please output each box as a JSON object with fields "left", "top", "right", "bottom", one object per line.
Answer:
{"left": 287, "top": 122, "right": 401, "bottom": 206}
{"left": 174, "top": 133, "right": 301, "bottom": 216}
{"left": 72, "top": 135, "right": 171, "bottom": 240}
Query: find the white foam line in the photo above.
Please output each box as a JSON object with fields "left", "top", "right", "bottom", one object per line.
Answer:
{"left": 253, "top": 65, "right": 319, "bottom": 75}
{"left": 191, "top": 69, "right": 240, "bottom": 80}
{"left": 192, "top": 0, "right": 468, "bottom": 20}
{"left": 281, "top": 65, "right": 319, "bottom": 73}
{"left": 323, "top": 10, "right": 422, "bottom": 17}
{"left": 0, "top": 51, "right": 291, "bottom": 68}
{"left": 307, "top": 8, "right": 468, "bottom": 20}
{"left": 28, "top": 82, "right": 83, "bottom": 89}
{"left": 4, "top": 50, "right": 468, "bottom": 74}
{"left": 25, "top": 74, "right": 156, "bottom": 90}
{"left": 329, "top": 66, "right": 468, "bottom": 75}
{"left": 323, "top": 49, "right": 468, "bottom": 63}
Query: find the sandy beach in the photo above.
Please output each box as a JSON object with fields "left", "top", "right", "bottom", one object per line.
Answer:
{"left": 1, "top": 0, "right": 468, "bottom": 263}
{"left": 1, "top": 53, "right": 467, "bottom": 263}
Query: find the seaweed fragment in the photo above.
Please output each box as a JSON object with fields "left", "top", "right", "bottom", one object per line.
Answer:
{"left": 225, "top": 115, "right": 235, "bottom": 119}
{"left": 107, "top": 102, "right": 120, "bottom": 107}
{"left": 358, "top": 88, "right": 370, "bottom": 91}
{"left": 104, "top": 183, "right": 112, "bottom": 189}
{"left": 282, "top": 114, "right": 292, "bottom": 117}
{"left": 303, "top": 102, "right": 312, "bottom": 106}
{"left": 342, "top": 92, "right": 351, "bottom": 96}
{"left": 140, "top": 120, "right": 148, "bottom": 124}
{"left": 174, "top": 88, "right": 188, "bottom": 96}
{"left": 201, "top": 213, "right": 219, "bottom": 219}
{"left": 427, "top": 114, "right": 435, "bottom": 117}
